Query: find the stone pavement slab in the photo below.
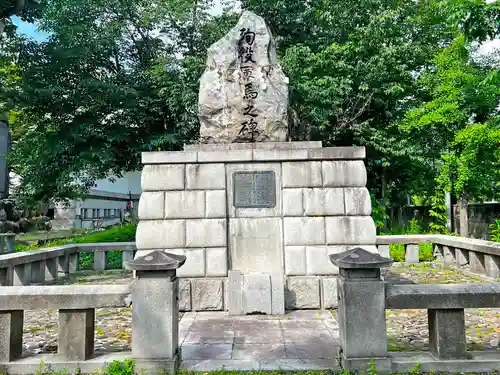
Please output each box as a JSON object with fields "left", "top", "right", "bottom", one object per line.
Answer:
{"left": 180, "top": 311, "right": 340, "bottom": 371}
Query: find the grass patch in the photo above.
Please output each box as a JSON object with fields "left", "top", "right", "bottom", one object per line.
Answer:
{"left": 32, "top": 359, "right": 137, "bottom": 375}
{"left": 21, "top": 229, "right": 87, "bottom": 242}
{"left": 71, "top": 224, "right": 137, "bottom": 244}
{"left": 15, "top": 223, "right": 136, "bottom": 270}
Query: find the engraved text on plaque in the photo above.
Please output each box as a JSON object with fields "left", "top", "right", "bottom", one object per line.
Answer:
{"left": 233, "top": 171, "right": 276, "bottom": 208}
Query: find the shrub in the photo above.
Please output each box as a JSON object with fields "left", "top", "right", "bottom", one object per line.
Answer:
{"left": 489, "top": 219, "right": 500, "bottom": 242}
{"left": 103, "top": 359, "right": 135, "bottom": 375}
{"left": 389, "top": 243, "right": 434, "bottom": 262}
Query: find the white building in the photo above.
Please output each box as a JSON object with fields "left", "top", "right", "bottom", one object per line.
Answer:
{"left": 51, "top": 171, "right": 142, "bottom": 230}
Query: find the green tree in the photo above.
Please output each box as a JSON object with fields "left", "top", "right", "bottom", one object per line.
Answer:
{"left": 447, "top": 0, "right": 500, "bottom": 42}
{"left": 3, "top": 0, "right": 479, "bottom": 215}
{"left": 244, "top": 0, "right": 456, "bottom": 211}
{"left": 0, "top": 0, "right": 40, "bottom": 34}
{"left": 2, "top": 0, "right": 234, "bottom": 205}
{"left": 400, "top": 37, "right": 500, "bottom": 235}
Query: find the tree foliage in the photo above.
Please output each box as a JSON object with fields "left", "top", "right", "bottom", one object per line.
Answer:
{"left": 244, "top": 0, "right": 456, "bottom": 205}
{"left": 447, "top": 0, "right": 500, "bottom": 42}
{"left": 1, "top": 0, "right": 38, "bottom": 19}
{"left": 2, "top": 0, "right": 235, "bottom": 204}
{"left": 0, "top": 0, "right": 40, "bottom": 35}
{"left": 0, "top": 0, "right": 498, "bottom": 213}
{"left": 400, "top": 36, "right": 500, "bottom": 204}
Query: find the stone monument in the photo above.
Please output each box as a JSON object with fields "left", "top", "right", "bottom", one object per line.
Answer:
{"left": 198, "top": 11, "right": 289, "bottom": 143}
{"left": 135, "top": 11, "right": 378, "bottom": 316}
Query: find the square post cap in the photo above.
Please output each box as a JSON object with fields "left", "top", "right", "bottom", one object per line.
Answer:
{"left": 329, "top": 247, "right": 392, "bottom": 269}
{"left": 124, "top": 250, "right": 186, "bottom": 271}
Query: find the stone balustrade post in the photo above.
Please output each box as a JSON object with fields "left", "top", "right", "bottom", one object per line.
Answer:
{"left": 122, "top": 250, "right": 134, "bottom": 267}
{"left": 13, "top": 264, "right": 31, "bottom": 286}
{"left": 442, "top": 246, "right": 456, "bottom": 266}
{"left": 330, "top": 247, "right": 393, "bottom": 373}
{"left": 484, "top": 254, "right": 500, "bottom": 278}
{"left": 68, "top": 253, "right": 79, "bottom": 273}
{"left": 93, "top": 250, "right": 106, "bottom": 271}
{"left": 5, "top": 235, "right": 15, "bottom": 254}
{"left": 58, "top": 309, "right": 95, "bottom": 360}
{"left": 405, "top": 243, "right": 419, "bottom": 263}
{"left": 58, "top": 254, "right": 70, "bottom": 275}
{"left": 31, "top": 260, "right": 46, "bottom": 284}
{"left": 454, "top": 247, "right": 469, "bottom": 267}
{"left": 0, "top": 310, "right": 23, "bottom": 361}
{"left": 45, "top": 257, "right": 58, "bottom": 281}
{"left": 470, "top": 252, "right": 486, "bottom": 274}
{"left": 428, "top": 308, "right": 467, "bottom": 360}
{"left": 377, "top": 244, "right": 390, "bottom": 259}
{"left": 124, "top": 250, "right": 186, "bottom": 373}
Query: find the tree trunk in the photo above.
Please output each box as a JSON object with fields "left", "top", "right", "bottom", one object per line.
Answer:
{"left": 459, "top": 194, "right": 469, "bottom": 237}
{"left": 445, "top": 191, "right": 453, "bottom": 233}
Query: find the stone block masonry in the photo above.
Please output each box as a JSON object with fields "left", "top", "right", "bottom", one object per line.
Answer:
{"left": 137, "top": 144, "right": 377, "bottom": 313}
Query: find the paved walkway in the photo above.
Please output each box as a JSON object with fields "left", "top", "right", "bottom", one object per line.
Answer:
{"left": 179, "top": 310, "right": 340, "bottom": 371}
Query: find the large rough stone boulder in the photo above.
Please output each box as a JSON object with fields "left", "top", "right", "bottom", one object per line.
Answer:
{"left": 198, "top": 11, "right": 289, "bottom": 143}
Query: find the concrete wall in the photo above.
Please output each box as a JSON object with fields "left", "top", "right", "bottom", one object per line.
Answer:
{"left": 391, "top": 203, "right": 500, "bottom": 240}
{"left": 453, "top": 203, "right": 500, "bottom": 240}
{"left": 92, "top": 171, "right": 142, "bottom": 195}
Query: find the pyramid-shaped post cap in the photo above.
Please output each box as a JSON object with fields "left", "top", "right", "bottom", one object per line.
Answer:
{"left": 124, "top": 250, "right": 186, "bottom": 271}
{"left": 329, "top": 247, "right": 392, "bottom": 269}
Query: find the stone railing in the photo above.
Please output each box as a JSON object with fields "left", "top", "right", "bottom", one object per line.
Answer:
{"left": 1, "top": 234, "right": 497, "bottom": 288}
{"left": 0, "top": 285, "right": 131, "bottom": 372}
{"left": 0, "top": 250, "right": 184, "bottom": 374}
{"left": 332, "top": 248, "right": 500, "bottom": 373}
{"left": 376, "top": 234, "right": 500, "bottom": 279}
{"left": 0, "top": 242, "right": 136, "bottom": 286}
{"left": 0, "top": 242, "right": 498, "bottom": 373}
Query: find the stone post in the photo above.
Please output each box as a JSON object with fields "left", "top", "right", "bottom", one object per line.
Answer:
{"left": 45, "top": 257, "right": 58, "bottom": 281}
{"left": 58, "top": 309, "right": 95, "bottom": 360}
{"left": 330, "top": 247, "right": 393, "bottom": 373}
{"left": 0, "top": 311, "right": 23, "bottom": 361}
{"left": 93, "top": 250, "right": 106, "bottom": 271}
{"left": 428, "top": 308, "right": 466, "bottom": 359}
{"left": 5, "top": 235, "right": 15, "bottom": 253}
{"left": 124, "top": 250, "right": 186, "bottom": 374}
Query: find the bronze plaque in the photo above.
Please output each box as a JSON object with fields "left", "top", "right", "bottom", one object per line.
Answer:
{"left": 233, "top": 171, "right": 276, "bottom": 208}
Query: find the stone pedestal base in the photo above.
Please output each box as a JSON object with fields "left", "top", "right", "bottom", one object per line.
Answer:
{"left": 137, "top": 142, "right": 377, "bottom": 313}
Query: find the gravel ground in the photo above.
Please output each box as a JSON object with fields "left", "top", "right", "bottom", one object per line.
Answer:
{"left": 24, "top": 271, "right": 135, "bottom": 355}
{"left": 384, "top": 263, "right": 500, "bottom": 352}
